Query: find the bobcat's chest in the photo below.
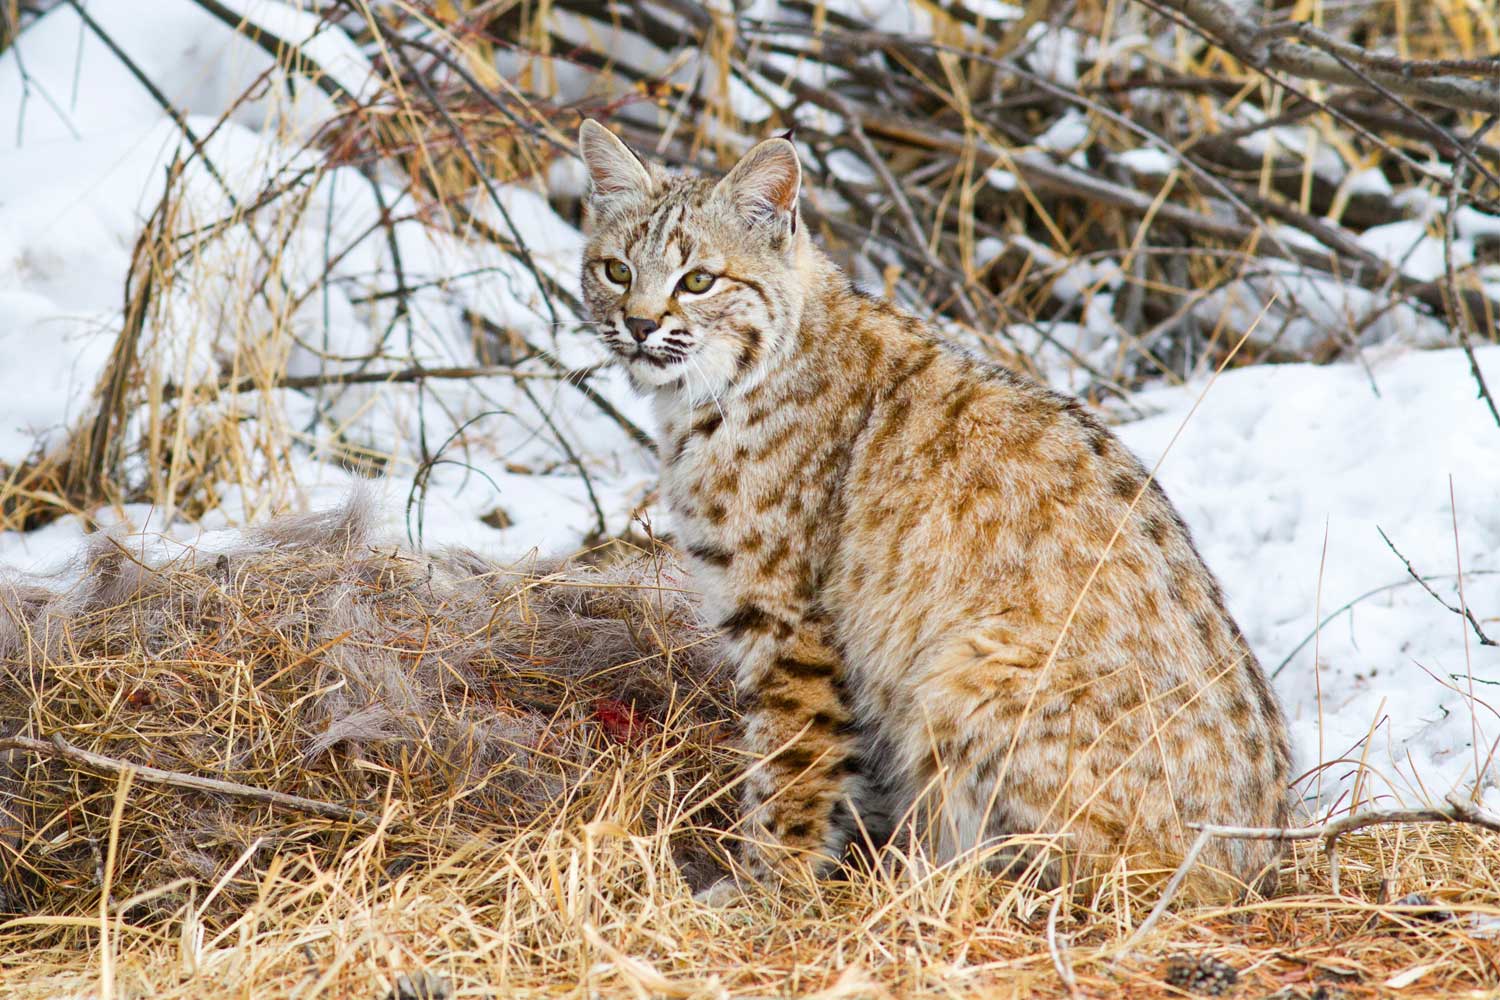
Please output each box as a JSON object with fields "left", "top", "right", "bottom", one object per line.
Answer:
{"left": 655, "top": 401, "right": 751, "bottom": 542}
{"left": 653, "top": 391, "right": 820, "bottom": 619}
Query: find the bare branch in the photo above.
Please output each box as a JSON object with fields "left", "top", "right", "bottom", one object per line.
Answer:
{"left": 1151, "top": 0, "right": 1500, "bottom": 114}
{"left": 161, "top": 363, "right": 605, "bottom": 401}
{"left": 1262, "top": 22, "right": 1500, "bottom": 81}
{"left": 1377, "top": 526, "right": 1495, "bottom": 646}
{"left": 1189, "top": 794, "right": 1500, "bottom": 842}
{"left": 1124, "top": 793, "right": 1500, "bottom": 938}
{"left": 460, "top": 309, "right": 657, "bottom": 455}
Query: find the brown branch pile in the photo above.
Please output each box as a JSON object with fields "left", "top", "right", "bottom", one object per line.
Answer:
{"left": 3, "top": 0, "right": 1498, "bottom": 536}
{"left": 439, "top": 0, "right": 1500, "bottom": 378}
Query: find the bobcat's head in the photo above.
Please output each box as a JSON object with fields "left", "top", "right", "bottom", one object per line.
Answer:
{"left": 577, "top": 120, "right": 808, "bottom": 398}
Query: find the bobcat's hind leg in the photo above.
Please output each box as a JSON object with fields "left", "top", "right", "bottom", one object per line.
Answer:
{"left": 830, "top": 723, "right": 914, "bottom": 871}
{"left": 895, "top": 619, "right": 1081, "bottom": 881}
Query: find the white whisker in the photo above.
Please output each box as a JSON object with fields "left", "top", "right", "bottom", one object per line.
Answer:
{"left": 688, "top": 354, "right": 728, "bottom": 426}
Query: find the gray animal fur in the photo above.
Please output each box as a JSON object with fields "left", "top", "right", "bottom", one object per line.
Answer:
{"left": 0, "top": 496, "right": 733, "bottom": 916}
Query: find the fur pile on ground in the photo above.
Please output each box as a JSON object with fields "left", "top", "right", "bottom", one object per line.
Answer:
{"left": 0, "top": 499, "right": 735, "bottom": 921}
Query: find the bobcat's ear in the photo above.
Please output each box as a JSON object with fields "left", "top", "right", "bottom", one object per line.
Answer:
{"left": 714, "top": 136, "right": 801, "bottom": 238}
{"left": 578, "top": 119, "right": 654, "bottom": 216}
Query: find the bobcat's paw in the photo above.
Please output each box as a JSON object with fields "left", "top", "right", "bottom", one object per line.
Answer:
{"left": 692, "top": 877, "right": 745, "bottom": 907}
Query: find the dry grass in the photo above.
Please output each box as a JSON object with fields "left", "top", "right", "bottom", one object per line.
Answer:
{"left": 9, "top": 832, "right": 1500, "bottom": 999}
{"left": 2, "top": 1, "right": 1500, "bottom": 997}
{"left": 0, "top": 503, "right": 1498, "bottom": 999}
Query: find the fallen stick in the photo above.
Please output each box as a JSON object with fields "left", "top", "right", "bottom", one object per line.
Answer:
{"left": 0, "top": 734, "right": 381, "bottom": 827}
{"left": 1125, "top": 792, "right": 1500, "bottom": 947}
{"left": 163, "top": 363, "right": 604, "bottom": 400}
{"left": 1188, "top": 793, "right": 1500, "bottom": 845}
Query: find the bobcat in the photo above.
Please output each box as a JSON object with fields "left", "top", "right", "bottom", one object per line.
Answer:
{"left": 576, "top": 119, "right": 1291, "bottom": 897}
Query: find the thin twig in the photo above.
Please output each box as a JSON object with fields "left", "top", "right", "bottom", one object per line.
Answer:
{"left": 1443, "top": 113, "right": 1500, "bottom": 432}
{"left": 826, "top": 92, "right": 984, "bottom": 328}
{"left": 61, "top": 0, "right": 262, "bottom": 220}
{"left": 67, "top": 159, "right": 175, "bottom": 505}
{"left": 383, "top": 27, "right": 561, "bottom": 330}
{"left": 1272, "top": 570, "right": 1500, "bottom": 677}
{"left": 1123, "top": 829, "right": 1212, "bottom": 948}
{"left": 1453, "top": 478, "right": 1484, "bottom": 793}
{"left": 182, "top": 0, "right": 359, "bottom": 102}
{"left": 1377, "top": 526, "right": 1494, "bottom": 646}
{"left": 461, "top": 309, "right": 656, "bottom": 454}
{"left": 1046, "top": 887, "right": 1082, "bottom": 998}
{"left": 162, "top": 363, "right": 604, "bottom": 401}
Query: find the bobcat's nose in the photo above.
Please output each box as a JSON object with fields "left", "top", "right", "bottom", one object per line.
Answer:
{"left": 624, "top": 316, "right": 660, "bottom": 343}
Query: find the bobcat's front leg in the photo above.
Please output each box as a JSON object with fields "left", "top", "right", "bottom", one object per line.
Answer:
{"left": 727, "top": 608, "right": 857, "bottom": 883}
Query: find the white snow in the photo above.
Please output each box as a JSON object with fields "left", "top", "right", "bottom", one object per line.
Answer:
{"left": 1234, "top": 116, "right": 1348, "bottom": 186}
{"left": 1196, "top": 263, "right": 1452, "bottom": 357}
{"left": 1117, "top": 345, "right": 1500, "bottom": 816}
{"left": 1359, "top": 219, "right": 1465, "bottom": 283}
{"left": 1346, "top": 166, "right": 1393, "bottom": 198}
{"left": 984, "top": 166, "right": 1018, "bottom": 191}
{"left": 2, "top": 1, "right": 1498, "bottom": 833}
{"left": 1025, "top": 24, "right": 1082, "bottom": 89}
{"left": 974, "top": 236, "right": 1006, "bottom": 269}
{"left": 1034, "top": 109, "right": 1090, "bottom": 153}
{"left": 1456, "top": 207, "right": 1500, "bottom": 239}
{"left": 826, "top": 149, "right": 878, "bottom": 186}
{"left": 0, "top": 0, "right": 654, "bottom": 565}
{"left": 0, "top": 0, "right": 373, "bottom": 145}
{"left": 1115, "top": 147, "right": 1175, "bottom": 176}
{"left": 954, "top": 1, "right": 1025, "bottom": 19}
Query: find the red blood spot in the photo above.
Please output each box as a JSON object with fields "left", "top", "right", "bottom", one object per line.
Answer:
{"left": 592, "top": 699, "right": 649, "bottom": 744}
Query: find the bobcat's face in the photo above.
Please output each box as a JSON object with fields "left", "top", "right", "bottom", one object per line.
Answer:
{"left": 578, "top": 121, "right": 805, "bottom": 398}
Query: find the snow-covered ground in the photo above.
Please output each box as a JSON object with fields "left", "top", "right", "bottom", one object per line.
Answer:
{"left": 1, "top": 0, "right": 1498, "bottom": 825}
{"left": 1119, "top": 346, "right": 1500, "bottom": 817}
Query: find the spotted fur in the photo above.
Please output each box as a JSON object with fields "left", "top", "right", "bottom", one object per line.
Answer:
{"left": 577, "top": 121, "right": 1291, "bottom": 898}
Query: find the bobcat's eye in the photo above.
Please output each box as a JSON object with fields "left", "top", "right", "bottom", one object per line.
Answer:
{"left": 678, "top": 270, "right": 716, "bottom": 294}
{"left": 604, "top": 259, "right": 632, "bottom": 285}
